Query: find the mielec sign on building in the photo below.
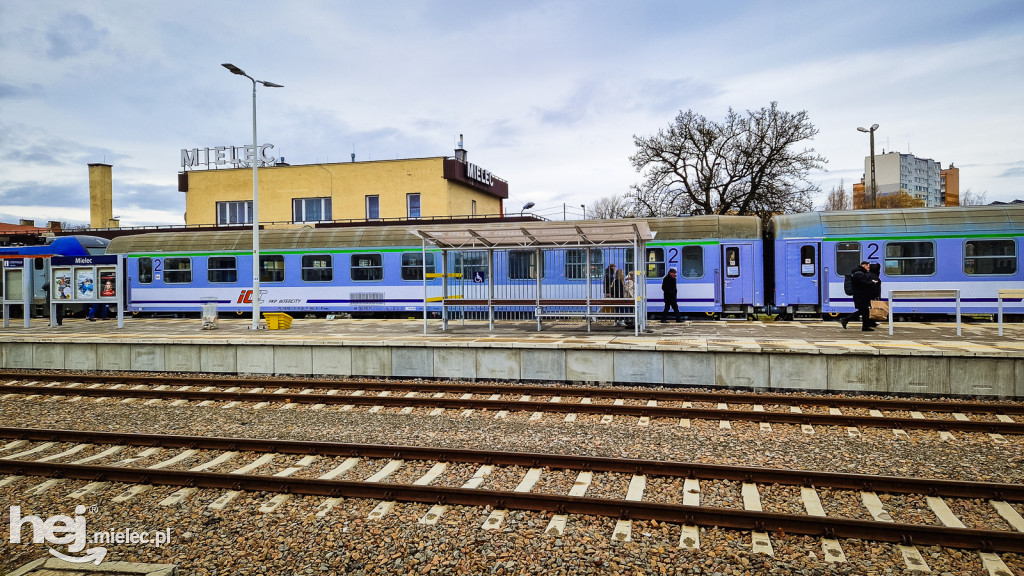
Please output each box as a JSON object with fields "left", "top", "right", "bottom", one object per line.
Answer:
{"left": 181, "top": 144, "right": 277, "bottom": 170}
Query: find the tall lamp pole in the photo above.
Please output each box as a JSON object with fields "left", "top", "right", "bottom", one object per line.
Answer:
{"left": 223, "top": 63, "right": 283, "bottom": 330}
{"left": 857, "top": 124, "right": 879, "bottom": 209}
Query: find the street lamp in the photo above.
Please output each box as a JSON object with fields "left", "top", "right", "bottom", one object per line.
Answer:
{"left": 223, "top": 63, "right": 283, "bottom": 330}
{"left": 520, "top": 202, "right": 535, "bottom": 217}
{"left": 857, "top": 124, "right": 879, "bottom": 209}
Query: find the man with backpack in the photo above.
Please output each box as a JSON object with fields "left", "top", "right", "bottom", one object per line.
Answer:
{"left": 841, "top": 261, "right": 879, "bottom": 332}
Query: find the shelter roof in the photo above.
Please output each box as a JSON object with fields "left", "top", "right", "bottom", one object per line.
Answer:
{"left": 411, "top": 219, "right": 654, "bottom": 249}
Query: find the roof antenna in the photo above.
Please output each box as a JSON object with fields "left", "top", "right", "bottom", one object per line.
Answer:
{"left": 351, "top": 144, "right": 355, "bottom": 162}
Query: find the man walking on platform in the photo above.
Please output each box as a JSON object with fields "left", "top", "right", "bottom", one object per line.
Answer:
{"left": 660, "top": 267, "right": 680, "bottom": 323}
{"left": 841, "top": 261, "right": 879, "bottom": 332}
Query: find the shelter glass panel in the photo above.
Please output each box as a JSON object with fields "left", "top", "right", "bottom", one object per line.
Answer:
{"left": 884, "top": 242, "right": 935, "bottom": 276}
{"left": 508, "top": 250, "right": 543, "bottom": 280}
{"left": 451, "top": 251, "right": 487, "bottom": 280}
{"left": 208, "top": 256, "right": 237, "bottom": 283}
{"left": 260, "top": 255, "right": 285, "bottom": 283}
{"left": 351, "top": 253, "right": 383, "bottom": 282}
{"left": 401, "top": 252, "right": 435, "bottom": 281}
{"left": 835, "top": 242, "right": 860, "bottom": 276}
{"left": 164, "top": 257, "right": 192, "bottom": 284}
{"left": 680, "top": 246, "right": 704, "bottom": 279}
{"left": 964, "top": 240, "right": 1017, "bottom": 275}
{"left": 565, "top": 249, "right": 603, "bottom": 280}
{"left": 301, "top": 254, "right": 333, "bottom": 282}
{"left": 138, "top": 258, "right": 153, "bottom": 284}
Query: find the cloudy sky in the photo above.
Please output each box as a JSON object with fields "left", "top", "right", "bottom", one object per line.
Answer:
{"left": 1, "top": 1, "right": 1022, "bottom": 226}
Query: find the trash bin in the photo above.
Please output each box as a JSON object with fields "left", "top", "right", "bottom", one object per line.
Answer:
{"left": 201, "top": 299, "right": 218, "bottom": 330}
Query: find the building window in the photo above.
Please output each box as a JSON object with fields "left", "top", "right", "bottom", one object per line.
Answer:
{"left": 471, "top": 200, "right": 477, "bottom": 215}
{"left": 292, "top": 198, "right": 332, "bottom": 222}
{"left": 964, "top": 240, "right": 1017, "bottom": 275}
{"left": 208, "top": 256, "right": 237, "bottom": 283}
{"left": 260, "top": 255, "right": 285, "bottom": 283}
{"left": 835, "top": 242, "right": 860, "bottom": 276}
{"left": 351, "top": 254, "right": 383, "bottom": 281}
{"left": 217, "top": 201, "right": 252, "bottom": 225}
{"left": 164, "top": 257, "right": 192, "bottom": 284}
{"left": 645, "top": 248, "right": 665, "bottom": 278}
{"left": 366, "top": 195, "right": 380, "bottom": 220}
{"left": 138, "top": 258, "right": 153, "bottom": 284}
{"left": 884, "top": 242, "right": 935, "bottom": 276}
{"left": 407, "top": 193, "right": 421, "bottom": 219}
{"left": 565, "top": 249, "right": 604, "bottom": 280}
{"left": 681, "top": 246, "right": 704, "bottom": 279}
{"left": 508, "top": 250, "right": 543, "bottom": 280}
{"left": 301, "top": 254, "right": 333, "bottom": 282}
{"left": 401, "top": 252, "right": 435, "bottom": 281}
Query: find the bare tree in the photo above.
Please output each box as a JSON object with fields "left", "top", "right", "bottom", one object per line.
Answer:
{"left": 959, "top": 188, "right": 988, "bottom": 206}
{"left": 628, "top": 102, "right": 826, "bottom": 222}
{"left": 587, "top": 195, "right": 633, "bottom": 219}
{"left": 821, "top": 179, "right": 850, "bottom": 211}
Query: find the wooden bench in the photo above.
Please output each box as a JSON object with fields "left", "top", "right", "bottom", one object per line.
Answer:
{"left": 997, "top": 289, "right": 1024, "bottom": 336}
{"left": 887, "top": 289, "right": 961, "bottom": 336}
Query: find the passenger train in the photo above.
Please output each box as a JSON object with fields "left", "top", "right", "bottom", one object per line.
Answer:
{"left": 5, "top": 205, "right": 1020, "bottom": 322}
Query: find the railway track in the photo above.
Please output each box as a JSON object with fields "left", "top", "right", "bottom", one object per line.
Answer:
{"left": 3, "top": 373, "right": 1023, "bottom": 437}
{"left": 2, "top": 428, "right": 1023, "bottom": 564}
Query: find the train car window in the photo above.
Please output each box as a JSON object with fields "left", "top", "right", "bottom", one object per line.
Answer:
{"left": 725, "top": 247, "right": 740, "bottom": 278}
{"left": 624, "top": 250, "right": 635, "bottom": 274}
{"left": 565, "top": 250, "right": 603, "bottom": 279}
{"left": 260, "top": 255, "right": 285, "bottom": 283}
{"left": 835, "top": 242, "right": 860, "bottom": 276}
{"left": 508, "top": 250, "right": 544, "bottom": 280}
{"left": 401, "top": 252, "right": 435, "bottom": 281}
{"left": 163, "top": 258, "right": 192, "bottom": 284}
{"left": 800, "top": 245, "right": 816, "bottom": 277}
{"left": 646, "top": 248, "right": 665, "bottom": 278}
{"left": 884, "top": 242, "right": 935, "bottom": 276}
{"left": 351, "top": 254, "right": 383, "bottom": 282}
{"left": 138, "top": 258, "right": 153, "bottom": 284}
{"left": 301, "top": 254, "right": 333, "bottom": 282}
{"left": 680, "top": 246, "right": 703, "bottom": 279}
{"left": 208, "top": 256, "right": 237, "bottom": 283}
{"left": 964, "top": 240, "right": 1017, "bottom": 275}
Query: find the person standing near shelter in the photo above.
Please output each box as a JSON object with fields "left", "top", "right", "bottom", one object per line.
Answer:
{"left": 623, "top": 271, "right": 636, "bottom": 328}
{"left": 612, "top": 268, "right": 627, "bottom": 327}
{"left": 841, "top": 261, "right": 879, "bottom": 331}
{"left": 661, "top": 267, "right": 681, "bottom": 323}
{"left": 603, "top": 263, "right": 616, "bottom": 297}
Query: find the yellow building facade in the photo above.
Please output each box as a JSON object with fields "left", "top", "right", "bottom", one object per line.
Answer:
{"left": 178, "top": 154, "right": 508, "bottom": 227}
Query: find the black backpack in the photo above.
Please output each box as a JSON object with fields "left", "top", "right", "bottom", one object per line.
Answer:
{"left": 843, "top": 273, "right": 854, "bottom": 296}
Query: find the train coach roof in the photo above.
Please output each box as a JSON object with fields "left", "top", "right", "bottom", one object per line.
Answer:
{"left": 106, "top": 226, "right": 424, "bottom": 254}
{"left": 644, "top": 215, "right": 762, "bottom": 240}
{"left": 771, "top": 205, "right": 1024, "bottom": 238}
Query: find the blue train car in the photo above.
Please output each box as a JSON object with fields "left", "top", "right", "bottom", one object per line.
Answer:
{"left": 770, "top": 205, "right": 1024, "bottom": 317}
{"left": 106, "top": 216, "right": 764, "bottom": 318}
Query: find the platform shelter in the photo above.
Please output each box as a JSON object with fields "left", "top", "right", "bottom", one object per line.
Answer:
{"left": 412, "top": 220, "right": 655, "bottom": 334}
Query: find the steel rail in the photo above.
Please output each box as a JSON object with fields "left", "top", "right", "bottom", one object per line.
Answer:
{"left": 3, "top": 371, "right": 1022, "bottom": 414}
{"left": 2, "top": 384, "right": 1022, "bottom": 434}
{"left": 2, "top": 428, "right": 1022, "bottom": 500}
{"left": 1, "top": 459, "right": 1021, "bottom": 553}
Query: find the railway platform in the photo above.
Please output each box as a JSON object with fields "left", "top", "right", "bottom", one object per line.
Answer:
{"left": 1, "top": 316, "right": 1022, "bottom": 397}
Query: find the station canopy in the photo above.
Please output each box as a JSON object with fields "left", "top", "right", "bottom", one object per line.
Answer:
{"left": 410, "top": 219, "right": 654, "bottom": 250}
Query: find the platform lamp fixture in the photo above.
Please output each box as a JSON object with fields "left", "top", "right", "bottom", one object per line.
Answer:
{"left": 857, "top": 123, "right": 879, "bottom": 209}
{"left": 521, "top": 202, "right": 535, "bottom": 217}
{"left": 222, "top": 63, "right": 283, "bottom": 330}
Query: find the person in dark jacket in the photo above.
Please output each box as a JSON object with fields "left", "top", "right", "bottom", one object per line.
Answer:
{"left": 841, "top": 261, "right": 879, "bottom": 331}
{"left": 660, "top": 267, "right": 680, "bottom": 323}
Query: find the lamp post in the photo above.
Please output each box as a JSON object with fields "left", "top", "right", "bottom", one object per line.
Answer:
{"left": 520, "top": 202, "right": 535, "bottom": 217}
{"left": 223, "top": 63, "right": 283, "bottom": 330}
{"left": 857, "top": 124, "right": 879, "bottom": 209}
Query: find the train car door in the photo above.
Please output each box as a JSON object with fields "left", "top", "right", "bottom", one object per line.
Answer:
{"left": 721, "top": 244, "right": 755, "bottom": 304}
{"left": 784, "top": 242, "right": 820, "bottom": 305}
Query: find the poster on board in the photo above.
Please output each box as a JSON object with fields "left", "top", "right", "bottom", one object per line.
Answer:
{"left": 76, "top": 269, "right": 95, "bottom": 299}
{"left": 54, "top": 270, "right": 73, "bottom": 300}
{"left": 100, "top": 270, "right": 116, "bottom": 298}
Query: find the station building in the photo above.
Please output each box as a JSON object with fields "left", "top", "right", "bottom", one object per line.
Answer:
{"left": 175, "top": 140, "right": 509, "bottom": 227}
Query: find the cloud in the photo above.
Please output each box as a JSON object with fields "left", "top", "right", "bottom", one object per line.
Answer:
{"left": 45, "top": 13, "right": 107, "bottom": 60}
{"left": 998, "top": 164, "right": 1024, "bottom": 178}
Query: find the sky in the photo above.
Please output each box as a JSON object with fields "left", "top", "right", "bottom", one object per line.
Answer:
{"left": 1, "top": 1, "right": 1022, "bottom": 227}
